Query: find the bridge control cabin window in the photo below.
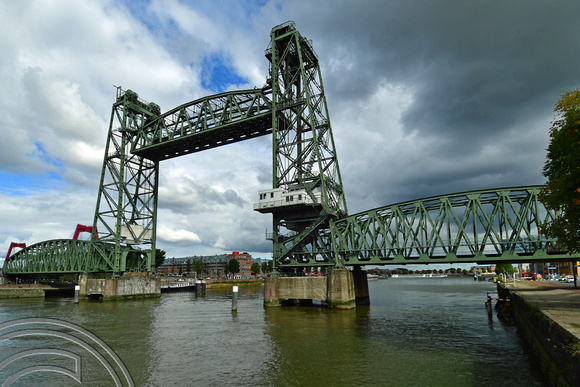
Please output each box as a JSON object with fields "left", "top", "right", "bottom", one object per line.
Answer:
{"left": 254, "top": 186, "right": 324, "bottom": 213}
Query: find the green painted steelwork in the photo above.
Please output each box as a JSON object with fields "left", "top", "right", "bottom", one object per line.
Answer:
{"left": 330, "top": 186, "right": 568, "bottom": 266}
{"left": 132, "top": 89, "right": 273, "bottom": 161}
{"left": 91, "top": 88, "right": 160, "bottom": 276}
{"left": 265, "top": 21, "right": 347, "bottom": 275}
{"left": 2, "top": 239, "right": 148, "bottom": 274}
{"left": 2, "top": 22, "right": 576, "bottom": 278}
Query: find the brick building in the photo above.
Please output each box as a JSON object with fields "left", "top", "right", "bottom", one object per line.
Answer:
{"left": 228, "top": 252, "right": 253, "bottom": 278}
{"left": 156, "top": 252, "right": 258, "bottom": 279}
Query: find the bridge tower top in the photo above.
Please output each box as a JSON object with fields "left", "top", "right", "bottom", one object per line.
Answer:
{"left": 264, "top": 21, "right": 347, "bottom": 219}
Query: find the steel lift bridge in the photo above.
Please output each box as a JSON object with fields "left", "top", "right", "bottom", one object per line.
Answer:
{"left": 2, "top": 22, "right": 571, "bottom": 279}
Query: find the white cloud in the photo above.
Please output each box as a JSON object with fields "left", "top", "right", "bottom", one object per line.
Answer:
{"left": 1, "top": 0, "right": 579, "bottom": 264}
{"left": 157, "top": 225, "right": 201, "bottom": 243}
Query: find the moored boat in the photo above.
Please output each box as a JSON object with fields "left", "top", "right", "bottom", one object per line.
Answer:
{"left": 160, "top": 279, "right": 196, "bottom": 293}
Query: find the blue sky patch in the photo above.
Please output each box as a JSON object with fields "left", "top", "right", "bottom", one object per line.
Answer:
{"left": 0, "top": 171, "right": 64, "bottom": 196}
{"left": 201, "top": 54, "right": 248, "bottom": 93}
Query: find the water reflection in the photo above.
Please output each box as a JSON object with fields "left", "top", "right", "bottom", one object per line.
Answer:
{"left": 0, "top": 279, "right": 546, "bottom": 386}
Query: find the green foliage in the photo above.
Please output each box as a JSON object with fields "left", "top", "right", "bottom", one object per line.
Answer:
{"left": 495, "top": 263, "right": 514, "bottom": 276}
{"left": 540, "top": 88, "right": 580, "bottom": 252}
{"left": 192, "top": 260, "right": 205, "bottom": 277}
{"left": 227, "top": 258, "right": 240, "bottom": 275}
{"left": 261, "top": 260, "right": 273, "bottom": 275}
{"left": 154, "top": 249, "right": 166, "bottom": 268}
{"left": 251, "top": 262, "right": 261, "bottom": 276}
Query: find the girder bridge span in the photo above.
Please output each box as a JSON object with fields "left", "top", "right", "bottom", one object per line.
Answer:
{"left": 2, "top": 22, "right": 575, "bottom": 281}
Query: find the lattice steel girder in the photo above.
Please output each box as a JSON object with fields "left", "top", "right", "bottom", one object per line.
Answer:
{"left": 2, "top": 240, "right": 149, "bottom": 275}
{"left": 92, "top": 88, "right": 160, "bottom": 275}
{"left": 268, "top": 21, "right": 346, "bottom": 215}
{"left": 266, "top": 21, "right": 347, "bottom": 273}
{"left": 2, "top": 240, "right": 115, "bottom": 275}
{"left": 131, "top": 89, "right": 273, "bottom": 161}
{"left": 329, "top": 186, "right": 567, "bottom": 266}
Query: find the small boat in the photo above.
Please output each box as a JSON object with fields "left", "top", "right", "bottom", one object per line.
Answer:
{"left": 160, "top": 279, "right": 196, "bottom": 293}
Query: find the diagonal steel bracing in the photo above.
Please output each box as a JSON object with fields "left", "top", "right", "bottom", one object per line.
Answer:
{"left": 4, "top": 22, "right": 577, "bottom": 278}
{"left": 330, "top": 186, "right": 568, "bottom": 266}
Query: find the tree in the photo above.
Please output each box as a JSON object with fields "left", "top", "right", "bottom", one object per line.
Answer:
{"left": 540, "top": 88, "right": 580, "bottom": 252}
{"left": 251, "top": 262, "right": 261, "bottom": 278}
{"left": 192, "top": 260, "right": 205, "bottom": 278}
{"left": 227, "top": 259, "right": 240, "bottom": 277}
{"left": 261, "top": 260, "right": 274, "bottom": 275}
{"left": 495, "top": 263, "right": 514, "bottom": 276}
{"left": 154, "top": 249, "right": 166, "bottom": 268}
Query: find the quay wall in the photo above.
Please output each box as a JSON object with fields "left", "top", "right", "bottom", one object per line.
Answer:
{"left": 0, "top": 286, "right": 45, "bottom": 299}
{"left": 500, "top": 284, "right": 580, "bottom": 386}
{"left": 79, "top": 274, "right": 160, "bottom": 300}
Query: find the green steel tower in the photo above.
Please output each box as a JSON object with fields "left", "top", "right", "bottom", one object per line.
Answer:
{"left": 92, "top": 88, "right": 161, "bottom": 276}
{"left": 255, "top": 22, "right": 348, "bottom": 274}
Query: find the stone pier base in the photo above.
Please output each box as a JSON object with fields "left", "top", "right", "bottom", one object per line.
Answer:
{"left": 264, "top": 269, "right": 367, "bottom": 309}
{"left": 79, "top": 273, "right": 160, "bottom": 300}
{"left": 352, "top": 267, "right": 370, "bottom": 306}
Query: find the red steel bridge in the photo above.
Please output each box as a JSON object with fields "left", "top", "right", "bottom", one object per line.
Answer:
{"left": 2, "top": 22, "right": 572, "bottom": 278}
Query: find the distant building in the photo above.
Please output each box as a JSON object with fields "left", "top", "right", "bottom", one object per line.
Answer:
{"left": 203, "top": 254, "right": 229, "bottom": 278}
{"left": 156, "top": 255, "right": 227, "bottom": 277}
{"left": 537, "top": 261, "right": 580, "bottom": 278}
{"left": 229, "top": 252, "right": 253, "bottom": 278}
{"left": 156, "top": 252, "right": 259, "bottom": 278}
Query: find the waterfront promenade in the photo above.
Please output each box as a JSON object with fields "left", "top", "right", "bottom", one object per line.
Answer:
{"left": 504, "top": 280, "right": 580, "bottom": 339}
{"left": 501, "top": 279, "right": 580, "bottom": 386}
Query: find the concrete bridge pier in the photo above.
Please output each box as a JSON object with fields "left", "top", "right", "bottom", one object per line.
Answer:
{"left": 264, "top": 268, "right": 369, "bottom": 309}
{"left": 79, "top": 273, "right": 160, "bottom": 300}
{"left": 352, "top": 267, "right": 370, "bottom": 306}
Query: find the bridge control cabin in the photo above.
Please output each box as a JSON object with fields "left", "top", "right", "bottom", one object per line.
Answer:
{"left": 254, "top": 186, "right": 322, "bottom": 214}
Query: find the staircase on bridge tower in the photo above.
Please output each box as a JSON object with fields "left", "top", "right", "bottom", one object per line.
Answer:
{"left": 255, "top": 21, "right": 348, "bottom": 274}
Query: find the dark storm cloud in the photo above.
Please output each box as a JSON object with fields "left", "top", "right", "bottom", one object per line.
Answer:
{"left": 303, "top": 1, "right": 580, "bottom": 133}
{"left": 283, "top": 0, "right": 580, "bottom": 210}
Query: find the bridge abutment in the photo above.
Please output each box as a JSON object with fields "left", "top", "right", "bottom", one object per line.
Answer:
{"left": 264, "top": 269, "right": 367, "bottom": 309}
{"left": 79, "top": 273, "right": 160, "bottom": 300}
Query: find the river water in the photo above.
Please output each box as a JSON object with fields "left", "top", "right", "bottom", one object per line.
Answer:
{"left": 0, "top": 277, "right": 546, "bottom": 386}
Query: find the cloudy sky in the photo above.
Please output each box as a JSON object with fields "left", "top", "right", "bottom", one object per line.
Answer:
{"left": 1, "top": 0, "right": 580, "bottom": 265}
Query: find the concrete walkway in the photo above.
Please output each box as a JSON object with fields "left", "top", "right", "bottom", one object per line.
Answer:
{"left": 502, "top": 280, "right": 580, "bottom": 340}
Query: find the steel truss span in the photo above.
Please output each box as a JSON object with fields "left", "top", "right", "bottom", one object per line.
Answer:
{"left": 132, "top": 88, "right": 273, "bottom": 161}
{"left": 331, "top": 186, "right": 567, "bottom": 266}
{"left": 2, "top": 22, "right": 575, "bottom": 278}
{"left": 3, "top": 239, "right": 149, "bottom": 275}
{"left": 4, "top": 240, "right": 110, "bottom": 274}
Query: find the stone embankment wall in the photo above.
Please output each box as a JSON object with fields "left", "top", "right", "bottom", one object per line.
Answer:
{"left": 503, "top": 285, "right": 580, "bottom": 386}
{"left": 79, "top": 273, "right": 160, "bottom": 300}
{"left": 0, "top": 285, "right": 45, "bottom": 299}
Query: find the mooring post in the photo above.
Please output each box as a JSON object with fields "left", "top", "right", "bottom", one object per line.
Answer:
{"left": 74, "top": 285, "right": 80, "bottom": 303}
{"left": 232, "top": 286, "right": 238, "bottom": 311}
